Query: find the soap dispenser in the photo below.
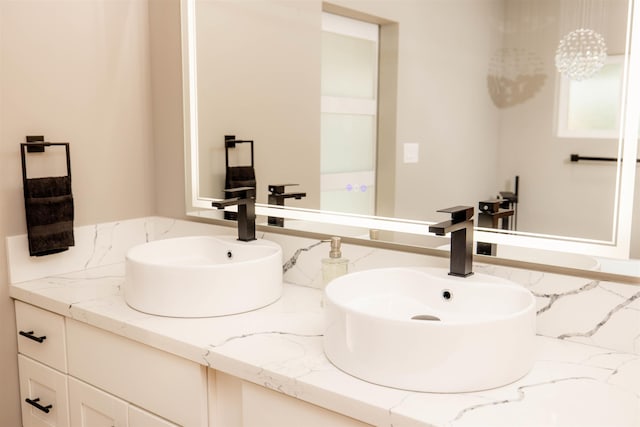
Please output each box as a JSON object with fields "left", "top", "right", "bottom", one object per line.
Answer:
{"left": 322, "top": 237, "right": 349, "bottom": 290}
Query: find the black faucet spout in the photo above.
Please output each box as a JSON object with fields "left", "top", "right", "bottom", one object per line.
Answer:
{"left": 267, "top": 184, "right": 307, "bottom": 227}
{"left": 212, "top": 187, "right": 256, "bottom": 242}
{"left": 429, "top": 206, "right": 474, "bottom": 277}
{"left": 268, "top": 184, "right": 307, "bottom": 202}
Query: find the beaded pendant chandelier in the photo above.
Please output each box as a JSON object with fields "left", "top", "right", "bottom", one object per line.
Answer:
{"left": 555, "top": 28, "right": 607, "bottom": 80}
{"left": 555, "top": 0, "right": 607, "bottom": 81}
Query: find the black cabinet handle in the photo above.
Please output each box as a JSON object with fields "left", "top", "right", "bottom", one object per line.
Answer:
{"left": 25, "top": 397, "right": 52, "bottom": 413}
{"left": 19, "top": 330, "right": 47, "bottom": 343}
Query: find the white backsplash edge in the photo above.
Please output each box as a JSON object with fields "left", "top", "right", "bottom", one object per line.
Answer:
{"left": 7, "top": 217, "right": 151, "bottom": 283}
{"left": 6, "top": 216, "right": 640, "bottom": 355}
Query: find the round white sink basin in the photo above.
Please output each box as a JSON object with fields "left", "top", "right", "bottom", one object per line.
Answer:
{"left": 323, "top": 267, "right": 536, "bottom": 392}
{"left": 124, "top": 236, "right": 283, "bottom": 317}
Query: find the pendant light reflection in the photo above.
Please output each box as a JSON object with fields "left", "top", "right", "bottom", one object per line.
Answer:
{"left": 487, "top": 48, "right": 547, "bottom": 108}
{"left": 555, "top": 29, "right": 607, "bottom": 81}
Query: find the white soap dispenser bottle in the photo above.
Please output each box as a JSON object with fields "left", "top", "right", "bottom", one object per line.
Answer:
{"left": 322, "top": 236, "right": 349, "bottom": 290}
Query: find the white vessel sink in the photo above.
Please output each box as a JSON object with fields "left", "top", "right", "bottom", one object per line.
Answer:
{"left": 124, "top": 236, "right": 283, "bottom": 317}
{"left": 323, "top": 267, "right": 536, "bottom": 392}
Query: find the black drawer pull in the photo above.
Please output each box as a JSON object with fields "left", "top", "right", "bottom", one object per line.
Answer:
{"left": 25, "top": 397, "right": 52, "bottom": 413}
{"left": 19, "top": 330, "right": 47, "bottom": 343}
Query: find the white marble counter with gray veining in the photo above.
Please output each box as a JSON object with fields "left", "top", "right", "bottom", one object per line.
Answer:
{"left": 6, "top": 217, "right": 640, "bottom": 426}
{"left": 9, "top": 262, "right": 640, "bottom": 427}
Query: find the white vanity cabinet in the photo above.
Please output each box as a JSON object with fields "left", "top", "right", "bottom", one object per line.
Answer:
{"left": 65, "top": 319, "right": 206, "bottom": 426}
{"left": 16, "top": 301, "right": 70, "bottom": 427}
{"left": 68, "top": 378, "right": 178, "bottom": 427}
{"left": 209, "top": 371, "right": 372, "bottom": 427}
{"left": 15, "top": 301, "right": 67, "bottom": 372}
{"left": 17, "top": 354, "right": 70, "bottom": 427}
{"left": 68, "top": 377, "right": 128, "bottom": 427}
{"left": 15, "top": 301, "right": 202, "bottom": 427}
{"left": 15, "top": 301, "right": 373, "bottom": 427}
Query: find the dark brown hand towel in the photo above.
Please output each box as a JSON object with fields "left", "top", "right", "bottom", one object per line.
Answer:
{"left": 226, "top": 166, "right": 256, "bottom": 188}
{"left": 24, "top": 176, "right": 75, "bottom": 256}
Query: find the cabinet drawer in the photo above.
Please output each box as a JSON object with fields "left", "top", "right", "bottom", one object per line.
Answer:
{"left": 66, "top": 319, "right": 207, "bottom": 427}
{"left": 18, "top": 354, "right": 70, "bottom": 427}
{"left": 15, "top": 301, "right": 67, "bottom": 372}
{"left": 69, "top": 377, "right": 127, "bottom": 427}
{"left": 242, "top": 381, "right": 372, "bottom": 427}
{"left": 129, "top": 406, "right": 179, "bottom": 427}
{"left": 211, "top": 371, "right": 372, "bottom": 427}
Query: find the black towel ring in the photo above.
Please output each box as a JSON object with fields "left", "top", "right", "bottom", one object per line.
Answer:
{"left": 20, "top": 136, "right": 71, "bottom": 197}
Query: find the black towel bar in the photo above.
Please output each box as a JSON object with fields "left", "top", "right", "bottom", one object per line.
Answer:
{"left": 570, "top": 154, "right": 640, "bottom": 163}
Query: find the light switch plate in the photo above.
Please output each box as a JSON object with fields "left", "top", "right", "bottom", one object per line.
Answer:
{"left": 403, "top": 143, "right": 419, "bottom": 163}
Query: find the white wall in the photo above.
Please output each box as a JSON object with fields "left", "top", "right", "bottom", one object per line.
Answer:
{"left": 0, "top": 1, "right": 156, "bottom": 424}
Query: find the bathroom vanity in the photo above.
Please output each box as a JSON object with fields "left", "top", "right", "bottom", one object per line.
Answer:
{"left": 8, "top": 217, "right": 640, "bottom": 427}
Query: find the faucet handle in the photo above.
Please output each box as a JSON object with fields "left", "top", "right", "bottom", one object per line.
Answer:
{"left": 224, "top": 186, "right": 256, "bottom": 199}
{"left": 436, "top": 206, "right": 474, "bottom": 222}
{"left": 478, "top": 200, "right": 501, "bottom": 214}
{"left": 268, "top": 184, "right": 298, "bottom": 195}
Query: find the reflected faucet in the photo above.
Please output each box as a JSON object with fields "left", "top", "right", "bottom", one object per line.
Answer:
{"left": 267, "top": 184, "right": 306, "bottom": 227}
{"left": 212, "top": 187, "right": 256, "bottom": 241}
{"left": 429, "top": 206, "right": 474, "bottom": 277}
{"left": 477, "top": 200, "right": 514, "bottom": 256}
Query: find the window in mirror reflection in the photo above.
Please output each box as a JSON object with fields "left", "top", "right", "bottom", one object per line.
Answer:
{"left": 557, "top": 55, "right": 624, "bottom": 138}
{"left": 321, "top": 12, "right": 379, "bottom": 215}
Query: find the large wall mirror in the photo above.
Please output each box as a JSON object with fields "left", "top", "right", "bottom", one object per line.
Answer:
{"left": 182, "top": 0, "right": 639, "bottom": 275}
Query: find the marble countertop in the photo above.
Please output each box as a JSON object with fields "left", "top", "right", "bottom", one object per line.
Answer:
{"left": 9, "top": 262, "right": 640, "bottom": 427}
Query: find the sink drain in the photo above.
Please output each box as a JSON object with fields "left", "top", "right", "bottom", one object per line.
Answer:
{"left": 411, "top": 314, "right": 441, "bottom": 321}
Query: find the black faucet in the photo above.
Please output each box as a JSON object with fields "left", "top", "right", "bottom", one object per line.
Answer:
{"left": 212, "top": 187, "right": 256, "bottom": 241}
{"left": 429, "top": 206, "right": 474, "bottom": 277}
{"left": 477, "top": 200, "right": 514, "bottom": 256}
{"left": 267, "top": 184, "right": 306, "bottom": 227}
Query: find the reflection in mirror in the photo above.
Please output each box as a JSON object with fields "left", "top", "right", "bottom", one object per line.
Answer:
{"left": 183, "top": 0, "right": 639, "bottom": 271}
{"left": 321, "top": 12, "right": 379, "bottom": 216}
{"left": 558, "top": 55, "right": 625, "bottom": 138}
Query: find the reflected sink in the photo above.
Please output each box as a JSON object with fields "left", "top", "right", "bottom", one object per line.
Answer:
{"left": 124, "top": 236, "right": 283, "bottom": 317}
{"left": 323, "top": 267, "right": 536, "bottom": 392}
